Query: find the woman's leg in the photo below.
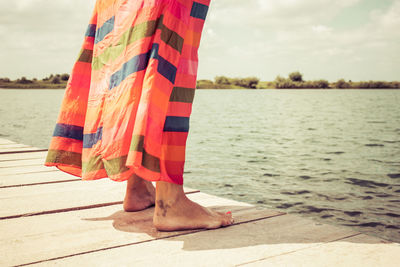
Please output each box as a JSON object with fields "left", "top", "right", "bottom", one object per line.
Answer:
{"left": 153, "top": 181, "right": 234, "bottom": 231}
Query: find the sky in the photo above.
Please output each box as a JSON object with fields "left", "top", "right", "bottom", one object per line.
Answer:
{"left": 0, "top": 0, "right": 399, "bottom": 82}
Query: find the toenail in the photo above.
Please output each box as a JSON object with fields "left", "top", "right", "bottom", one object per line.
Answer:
{"left": 226, "top": 211, "right": 231, "bottom": 214}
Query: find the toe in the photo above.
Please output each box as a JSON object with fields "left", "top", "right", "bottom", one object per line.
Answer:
{"left": 221, "top": 213, "right": 234, "bottom": 226}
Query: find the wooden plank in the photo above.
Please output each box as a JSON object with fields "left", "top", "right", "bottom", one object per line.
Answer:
{"left": 0, "top": 192, "right": 268, "bottom": 266}
{"left": 242, "top": 234, "right": 400, "bottom": 267}
{"left": 0, "top": 143, "right": 35, "bottom": 149}
{"left": 0, "top": 138, "right": 17, "bottom": 145}
{"left": 0, "top": 180, "right": 199, "bottom": 219}
{"left": 25, "top": 211, "right": 361, "bottom": 267}
{"left": 0, "top": 158, "right": 48, "bottom": 168}
{"left": 0, "top": 171, "right": 80, "bottom": 188}
{"left": 0, "top": 165, "right": 59, "bottom": 176}
{"left": 0, "top": 139, "right": 47, "bottom": 154}
{"left": 0, "top": 151, "right": 48, "bottom": 161}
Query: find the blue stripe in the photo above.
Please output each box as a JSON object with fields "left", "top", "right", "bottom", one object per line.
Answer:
{"left": 163, "top": 116, "right": 189, "bottom": 132}
{"left": 190, "top": 2, "right": 209, "bottom": 20}
{"left": 85, "top": 24, "right": 97, "bottom": 38}
{"left": 109, "top": 44, "right": 159, "bottom": 90}
{"left": 108, "top": 42, "right": 176, "bottom": 90}
{"left": 95, "top": 16, "right": 115, "bottom": 44}
{"left": 158, "top": 55, "right": 177, "bottom": 84}
{"left": 53, "top": 123, "right": 83, "bottom": 141}
{"left": 83, "top": 127, "right": 103, "bottom": 148}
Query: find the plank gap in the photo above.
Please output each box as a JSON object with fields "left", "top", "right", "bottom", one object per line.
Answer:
{"left": 0, "top": 149, "right": 48, "bottom": 155}
{"left": 0, "top": 178, "right": 80, "bottom": 189}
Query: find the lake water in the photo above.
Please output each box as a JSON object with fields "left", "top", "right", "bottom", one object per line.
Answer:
{"left": 1, "top": 88, "right": 399, "bottom": 242}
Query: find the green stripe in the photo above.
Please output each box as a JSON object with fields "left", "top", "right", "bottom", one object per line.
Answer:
{"left": 92, "top": 15, "right": 184, "bottom": 71}
{"left": 103, "top": 155, "right": 131, "bottom": 176}
{"left": 142, "top": 148, "right": 160, "bottom": 172}
{"left": 78, "top": 49, "right": 93, "bottom": 63}
{"left": 169, "top": 87, "right": 195, "bottom": 103}
{"left": 129, "top": 134, "right": 160, "bottom": 172}
{"left": 130, "top": 134, "right": 144, "bottom": 152}
{"left": 46, "top": 149, "right": 82, "bottom": 168}
{"left": 82, "top": 154, "right": 130, "bottom": 176}
{"left": 47, "top": 148, "right": 160, "bottom": 177}
{"left": 86, "top": 152, "right": 159, "bottom": 176}
{"left": 160, "top": 23, "right": 184, "bottom": 53}
{"left": 82, "top": 154, "right": 105, "bottom": 173}
{"left": 92, "top": 19, "right": 158, "bottom": 70}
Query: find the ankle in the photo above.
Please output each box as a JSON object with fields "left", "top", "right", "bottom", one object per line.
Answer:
{"left": 155, "top": 181, "right": 185, "bottom": 205}
{"left": 127, "top": 174, "right": 148, "bottom": 190}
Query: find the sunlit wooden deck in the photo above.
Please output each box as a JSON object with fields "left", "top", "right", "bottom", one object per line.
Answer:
{"left": 0, "top": 138, "right": 399, "bottom": 266}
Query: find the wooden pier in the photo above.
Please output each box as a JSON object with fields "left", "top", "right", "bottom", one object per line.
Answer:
{"left": 0, "top": 138, "right": 399, "bottom": 266}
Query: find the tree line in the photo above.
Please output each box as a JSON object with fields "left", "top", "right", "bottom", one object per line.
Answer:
{"left": 0, "top": 73, "right": 70, "bottom": 85}
{"left": 1, "top": 72, "right": 399, "bottom": 89}
{"left": 0, "top": 74, "right": 70, "bottom": 89}
{"left": 197, "top": 72, "right": 400, "bottom": 89}
{"left": 197, "top": 76, "right": 260, "bottom": 89}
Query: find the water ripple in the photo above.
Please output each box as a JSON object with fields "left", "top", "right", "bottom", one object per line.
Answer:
{"left": 365, "top": 143, "right": 384, "bottom": 147}
{"left": 388, "top": 173, "right": 400, "bottom": 179}
{"left": 298, "top": 175, "right": 312, "bottom": 180}
{"left": 281, "top": 190, "right": 311, "bottom": 195}
{"left": 344, "top": 211, "right": 363, "bottom": 216}
{"left": 345, "top": 178, "right": 389, "bottom": 188}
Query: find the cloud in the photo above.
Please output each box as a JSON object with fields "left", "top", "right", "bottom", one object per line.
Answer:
{"left": 209, "top": 0, "right": 362, "bottom": 27}
{"left": 0, "top": 0, "right": 96, "bottom": 79}
{"left": 312, "top": 25, "right": 333, "bottom": 34}
{"left": 0, "top": 0, "right": 398, "bottom": 81}
{"left": 198, "top": 0, "right": 399, "bottom": 81}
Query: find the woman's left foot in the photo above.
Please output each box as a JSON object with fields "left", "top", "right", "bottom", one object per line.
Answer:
{"left": 123, "top": 174, "right": 156, "bottom": 212}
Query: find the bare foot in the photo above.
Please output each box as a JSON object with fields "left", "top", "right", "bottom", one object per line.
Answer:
{"left": 123, "top": 174, "right": 155, "bottom": 212}
{"left": 153, "top": 181, "right": 234, "bottom": 231}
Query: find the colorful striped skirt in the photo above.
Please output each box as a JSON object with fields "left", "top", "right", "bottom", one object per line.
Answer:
{"left": 44, "top": 0, "right": 211, "bottom": 185}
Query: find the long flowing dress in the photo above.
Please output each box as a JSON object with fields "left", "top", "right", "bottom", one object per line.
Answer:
{"left": 44, "top": 0, "right": 211, "bottom": 185}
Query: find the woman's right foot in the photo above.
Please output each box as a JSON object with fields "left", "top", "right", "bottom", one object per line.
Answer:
{"left": 153, "top": 181, "right": 234, "bottom": 231}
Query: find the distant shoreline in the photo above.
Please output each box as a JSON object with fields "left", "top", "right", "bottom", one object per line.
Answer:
{"left": 2, "top": 86, "right": 399, "bottom": 90}
{"left": 0, "top": 86, "right": 66, "bottom": 89}
{"left": 1, "top": 72, "right": 399, "bottom": 90}
{"left": 0, "top": 80, "right": 66, "bottom": 89}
